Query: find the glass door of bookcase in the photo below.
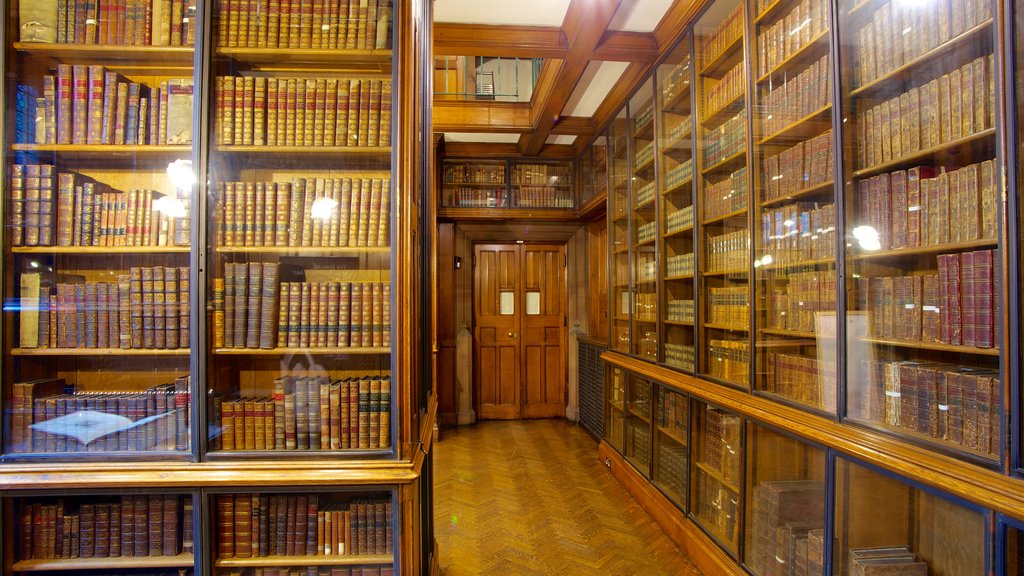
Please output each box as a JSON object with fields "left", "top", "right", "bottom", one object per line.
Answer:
{"left": 690, "top": 400, "right": 742, "bottom": 555}
{"left": 204, "top": 1, "right": 396, "bottom": 456}
{"left": 629, "top": 80, "right": 659, "bottom": 361}
{"left": 624, "top": 374, "right": 652, "bottom": 473}
{"left": 838, "top": 0, "right": 1003, "bottom": 462}
{"left": 751, "top": 0, "right": 838, "bottom": 414}
{"left": 510, "top": 159, "right": 574, "bottom": 209}
{"left": 440, "top": 159, "right": 507, "bottom": 208}
{"left": 610, "top": 109, "right": 631, "bottom": 353}
{"left": 3, "top": 0, "right": 197, "bottom": 458}
{"left": 658, "top": 34, "right": 697, "bottom": 373}
{"left": 653, "top": 385, "right": 689, "bottom": 507}
{"left": 695, "top": 0, "right": 752, "bottom": 389}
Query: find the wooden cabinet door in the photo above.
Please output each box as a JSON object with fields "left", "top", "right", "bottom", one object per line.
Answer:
{"left": 474, "top": 244, "right": 521, "bottom": 419}
{"left": 473, "top": 243, "right": 566, "bottom": 420}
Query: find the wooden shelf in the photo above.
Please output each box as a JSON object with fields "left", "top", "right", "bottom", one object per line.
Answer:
{"left": 442, "top": 181, "right": 508, "bottom": 187}
{"left": 628, "top": 406, "right": 652, "bottom": 423}
{"left": 850, "top": 238, "right": 997, "bottom": 261}
{"left": 664, "top": 319, "right": 695, "bottom": 326}
{"left": 217, "top": 145, "right": 391, "bottom": 157}
{"left": 754, "top": 0, "right": 799, "bottom": 24}
{"left": 215, "top": 554, "right": 393, "bottom": 568}
{"left": 850, "top": 20, "right": 994, "bottom": 98}
{"left": 609, "top": 399, "right": 625, "bottom": 412}
{"left": 852, "top": 128, "right": 996, "bottom": 179}
{"left": 701, "top": 150, "right": 746, "bottom": 176}
{"left": 634, "top": 154, "right": 656, "bottom": 174}
{"left": 11, "top": 348, "right": 188, "bottom": 356}
{"left": 759, "top": 257, "right": 836, "bottom": 271}
{"left": 634, "top": 317, "right": 659, "bottom": 324}
{"left": 756, "top": 31, "right": 830, "bottom": 85}
{"left": 846, "top": 0, "right": 875, "bottom": 18}
{"left": 664, "top": 274, "right": 695, "bottom": 282}
{"left": 13, "top": 246, "right": 190, "bottom": 254}
{"left": 700, "top": 34, "right": 744, "bottom": 78}
{"left": 702, "top": 323, "right": 750, "bottom": 332}
{"left": 216, "top": 246, "right": 390, "bottom": 255}
{"left": 756, "top": 104, "right": 832, "bottom": 148}
{"left": 11, "top": 144, "right": 191, "bottom": 160}
{"left": 758, "top": 327, "right": 820, "bottom": 339}
{"left": 663, "top": 226, "right": 694, "bottom": 238}
{"left": 13, "top": 42, "right": 194, "bottom": 66}
{"left": 661, "top": 81, "right": 692, "bottom": 113}
{"left": 701, "top": 92, "right": 745, "bottom": 128}
{"left": 702, "top": 207, "right": 748, "bottom": 226}
{"left": 218, "top": 47, "right": 392, "bottom": 69}
{"left": 635, "top": 237, "right": 656, "bottom": 248}
{"left": 695, "top": 460, "right": 740, "bottom": 493}
{"left": 862, "top": 337, "right": 999, "bottom": 356}
{"left": 438, "top": 207, "right": 578, "bottom": 221}
{"left": 852, "top": 418, "right": 1000, "bottom": 463}
{"left": 760, "top": 179, "right": 834, "bottom": 208}
{"left": 662, "top": 176, "right": 694, "bottom": 196}
{"left": 657, "top": 425, "right": 689, "bottom": 446}
{"left": 214, "top": 347, "right": 390, "bottom": 355}
{"left": 13, "top": 553, "right": 194, "bottom": 572}
{"left": 661, "top": 131, "right": 694, "bottom": 153}
{"left": 634, "top": 114, "right": 656, "bottom": 139}
{"left": 635, "top": 195, "right": 656, "bottom": 211}
{"left": 702, "top": 268, "right": 749, "bottom": 277}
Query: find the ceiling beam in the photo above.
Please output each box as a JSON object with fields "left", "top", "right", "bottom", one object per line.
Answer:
{"left": 518, "top": 0, "right": 624, "bottom": 156}
{"left": 443, "top": 141, "right": 577, "bottom": 159}
{"left": 549, "top": 115, "right": 594, "bottom": 136}
{"left": 433, "top": 101, "right": 533, "bottom": 133}
{"left": 654, "top": 0, "right": 703, "bottom": 49}
{"left": 433, "top": 23, "right": 568, "bottom": 59}
{"left": 593, "top": 31, "right": 659, "bottom": 62}
{"left": 579, "top": 61, "right": 655, "bottom": 152}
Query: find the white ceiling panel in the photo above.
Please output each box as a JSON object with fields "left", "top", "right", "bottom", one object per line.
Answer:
{"left": 545, "top": 135, "right": 578, "bottom": 145}
{"left": 434, "top": 0, "right": 572, "bottom": 26}
{"left": 608, "top": 0, "right": 675, "bottom": 32}
{"left": 443, "top": 132, "right": 523, "bottom": 143}
{"left": 562, "top": 61, "right": 630, "bottom": 117}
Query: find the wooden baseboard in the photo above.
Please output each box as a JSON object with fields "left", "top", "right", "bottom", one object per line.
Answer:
{"left": 439, "top": 412, "right": 459, "bottom": 428}
{"left": 597, "top": 441, "right": 745, "bottom": 576}
{"left": 430, "top": 538, "right": 442, "bottom": 576}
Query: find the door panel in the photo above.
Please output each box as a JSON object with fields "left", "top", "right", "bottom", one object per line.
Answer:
{"left": 473, "top": 242, "right": 566, "bottom": 420}
{"left": 474, "top": 244, "right": 520, "bottom": 419}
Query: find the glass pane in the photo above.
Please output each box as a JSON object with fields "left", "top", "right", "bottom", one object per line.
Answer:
{"left": 744, "top": 423, "right": 827, "bottom": 576}
{"left": 4, "top": 3, "right": 196, "bottom": 456}
{"left": 839, "top": 0, "right": 1002, "bottom": 461}
{"left": 630, "top": 79, "right": 658, "bottom": 360}
{"left": 211, "top": 490, "right": 396, "bottom": 573}
{"left": 691, "top": 400, "right": 742, "bottom": 554}
{"left": 511, "top": 160, "right": 574, "bottom": 208}
{"left": 610, "top": 109, "right": 632, "bottom": 353}
{"left": 625, "top": 375, "right": 652, "bottom": 472}
{"left": 9, "top": 492, "right": 195, "bottom": 572}
{"left": 658, "top": 34, "right": 697, "bottom": 373}
{"left": 606, "top": 366, "right": 626, "bottom": 451}
{"left": 579, "top": 146, "right": 595, "bottom": 207}
{"left": 441, "top": 160, "right": 508, "bottom": 207}
{"left": 1008, "top": 523, "right": 1023, "bottom": 575}
{"left": 695, "top": 0, "right": 752, "bottom": 388}
{"left": 752, "top": 0, "right": 838, "bottom": 414}
{"left": 654, "top": 386, "right": 689, "bottom": 507}
{"left": 205, "top": 1, "right": 395, "bottom": 454}
{"left": 835, "top": 457, "right": 987, "bottom": 575}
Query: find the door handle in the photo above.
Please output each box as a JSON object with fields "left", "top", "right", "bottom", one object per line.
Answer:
{"left": 507, "top": 331, "right": 518, "bottom": 338}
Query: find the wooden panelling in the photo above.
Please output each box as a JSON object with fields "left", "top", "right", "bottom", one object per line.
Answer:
{"left": 594, "top": 31, "right": 660, "bottom": 62}
{"left": 440, "top": 142, "right": 576, "bottom": 159}
{"left": 433, "top": 101, "right": 533, "bottom": 133}
{"left": 433, "top": 23, "right": 569, "bottom": 59}
{"left": 437, "top": 224, "right": 458, "bottom": 425}
{"left": 549, "top": 115, "right": 596, "bottom": 135}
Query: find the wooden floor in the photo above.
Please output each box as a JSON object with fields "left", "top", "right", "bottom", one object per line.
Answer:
{"left": 433, "top": 420, "right": 703, "bottom": 576}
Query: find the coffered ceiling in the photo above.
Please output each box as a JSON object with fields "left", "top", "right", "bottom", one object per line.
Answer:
{"left": 433, "top": 0, "right": 699, "bottom": 157}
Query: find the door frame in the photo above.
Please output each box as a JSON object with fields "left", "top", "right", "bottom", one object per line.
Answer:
{"left": 471, "top": 241, "right": 568, "bottom": 420}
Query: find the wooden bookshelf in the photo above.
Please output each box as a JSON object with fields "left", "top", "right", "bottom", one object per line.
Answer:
{"left": 663, "top": 226, "right": 694, "bottom": 238}
{"left": 217, "top": 47, "right": 392, "bottom": 69}
{"left": 215, "top": 246, "right": 391, "bottom": 255}
{"left": 634, "top": 114, "right": 656, "bottom": 139}
{"left": 12, "top": 554, "right": 194, "bottom": 572}
{"left": 861, "top": 337, "right": 1000, "bottom": 356}
{"left": 701, "top": 149, "right": 746, "bottom": 176}
{"left": 702, "top": 268, "right": 750, "bottom": 277}
{"left": 662, "top": 81, "right": 692, "bottom": 113}
{"left": 11, "top": 348, "right": 189, "bottom": 356}
{"left": 214, "top": 554, "right": 394, "bottom": 568}
{"left": 703, "top": 322, "right": 750, "bottom": 332}
{"left": 13, "top": 246, "right": 191, "bottom": 254}
{"left": 217, "top": 145, "right": 392, "bottom": 156}
{"left": 753, "top": 0, "right": 800, "bottom": 24}
{"left": 213, "top": 347, "right": 391, "bottom": 355}
{"left": 13, "top": 42, "right": 194, "bottom": 66}
{"left": 664, "top": 319, "right": 696, "bottom": 326}
{"left": 700, "top": 34, "right": 745, "bottom": 78}
{"left": 695, "top": 460, "right": 740, "bottom": 493}
{"left": 10, "top": 144, "right": 192, "bottom": 159}
{"left": 850, "top": 19, "right": 995, "bottom": 98}
{"left": 662, "top": 176, "right": 694, "bottom": 196}
{"left": 760, "top": 179, "right": 834, "bottom": 207}
{"left": 702, "top": 206, "right": 748, "bottom": 226}
{"left": 664, "top": 274, "right": 696, "bottom": 282}
{"left": 657, "top": 425, "right": 689, "bottom": 446}
{"left": 851, "top": 128, "right": 997, "bottom": 179}
{"left": 755, "top": 30, "right": 830, "bottom": 84}
{"left": 756, "top": 104, "right": 832, "bottom": 148}
{"left": 758, "top": 327, "right": 820, "bottom": 339}
{"left": 760, "top": 257, "right": 836, "bottom": 271}
{"left": 701, "top": 92, "right": 746, "bottom": 128}
{"left": 849, "top": 238, "right": 998, "bottom": 261}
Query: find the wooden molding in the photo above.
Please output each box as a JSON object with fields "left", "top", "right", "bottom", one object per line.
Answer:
{"left": 441, "top": 142, "right": 576, "bottom": 159}
{"left": 601, "top": 351, "right": 1024, "bottom": 520}
{"left": 549, "top": 115, "right": 595, "bottom": 135}
{"left": 598, "top": 442, "right": 746, "bottom": 575}
{"left": 593, "top": 31, "right": 659, "bottom": 62}
{"left": 433, "top": 100, "right": 533, "bottom": 132}
{"left": 653, "top": 0, "right": 704, "bottom": 50}
{"left": 590, "top": 61, "right": 655, "bottom": 136}
{"left": 433, "top": 23, "right": 568, "bottom": 59}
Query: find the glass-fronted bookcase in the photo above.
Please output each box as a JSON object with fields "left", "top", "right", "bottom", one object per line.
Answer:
{"left": 1, "top": 0, "right": 432, "bottom": 574}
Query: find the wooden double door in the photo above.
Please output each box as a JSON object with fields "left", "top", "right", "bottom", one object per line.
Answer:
{"left": 473, "top": 243, "right": 566, "bottom": 420}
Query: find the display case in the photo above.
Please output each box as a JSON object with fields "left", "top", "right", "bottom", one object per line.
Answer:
{"left": 743, "top": 423, "right": 826, "bottom": 576}
{"left": 690, "top": 400, "right": 742, "bottom": 555}
{"left": 2, "top": 1, "right": 197, "bottom": 458}
{"left": 440, "top": 160, "right": 507, "bottom": 208}
{"left": 629, "top": 80, "right": 659, "bottom": 361}
{"left": 694, "top": 0, "right": 752, "bottom": 389}
{"left": 610, "top": 109, "right": 632, "bottom": 353}
{"left": 578, "top": 135, "right": 609, "bottom": 214}
{"left": 209, "top": 488, "right": 396, "bottom": 574}
{"left": 653, "top": 385, "right": 689, "bottom": 507}
{"left": 752, "top": 0, "right": 838, "bottom": 414}
{"left": 834, "top": 457, "right": 988, "bottom": 575}
{"left": 606, "top": 366, "right": 626, "bottom": 452}
{"left": 6, "top": 490, "right": 196, "bottom": 574}
{"left": 838, "top": 0, "right": 1003, "bottom": 462}
{"left": 658, "top": 34, "right": 698, "bottom": 373}
{"left": 624, "top": 374, "right": 652, "bottom": 472}
{"left": 1002, "top": 516, "right": 1024, "bottom": 575}
{"left": 205, "top": 0, "right": 396, "bottom": 457}
{"left": 510, "top": 160, "right": 574, "bottom": 209}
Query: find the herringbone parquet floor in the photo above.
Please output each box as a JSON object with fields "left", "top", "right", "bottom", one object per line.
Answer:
{"left": 434, "top": 420, "right": 703, "bottom": 576}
